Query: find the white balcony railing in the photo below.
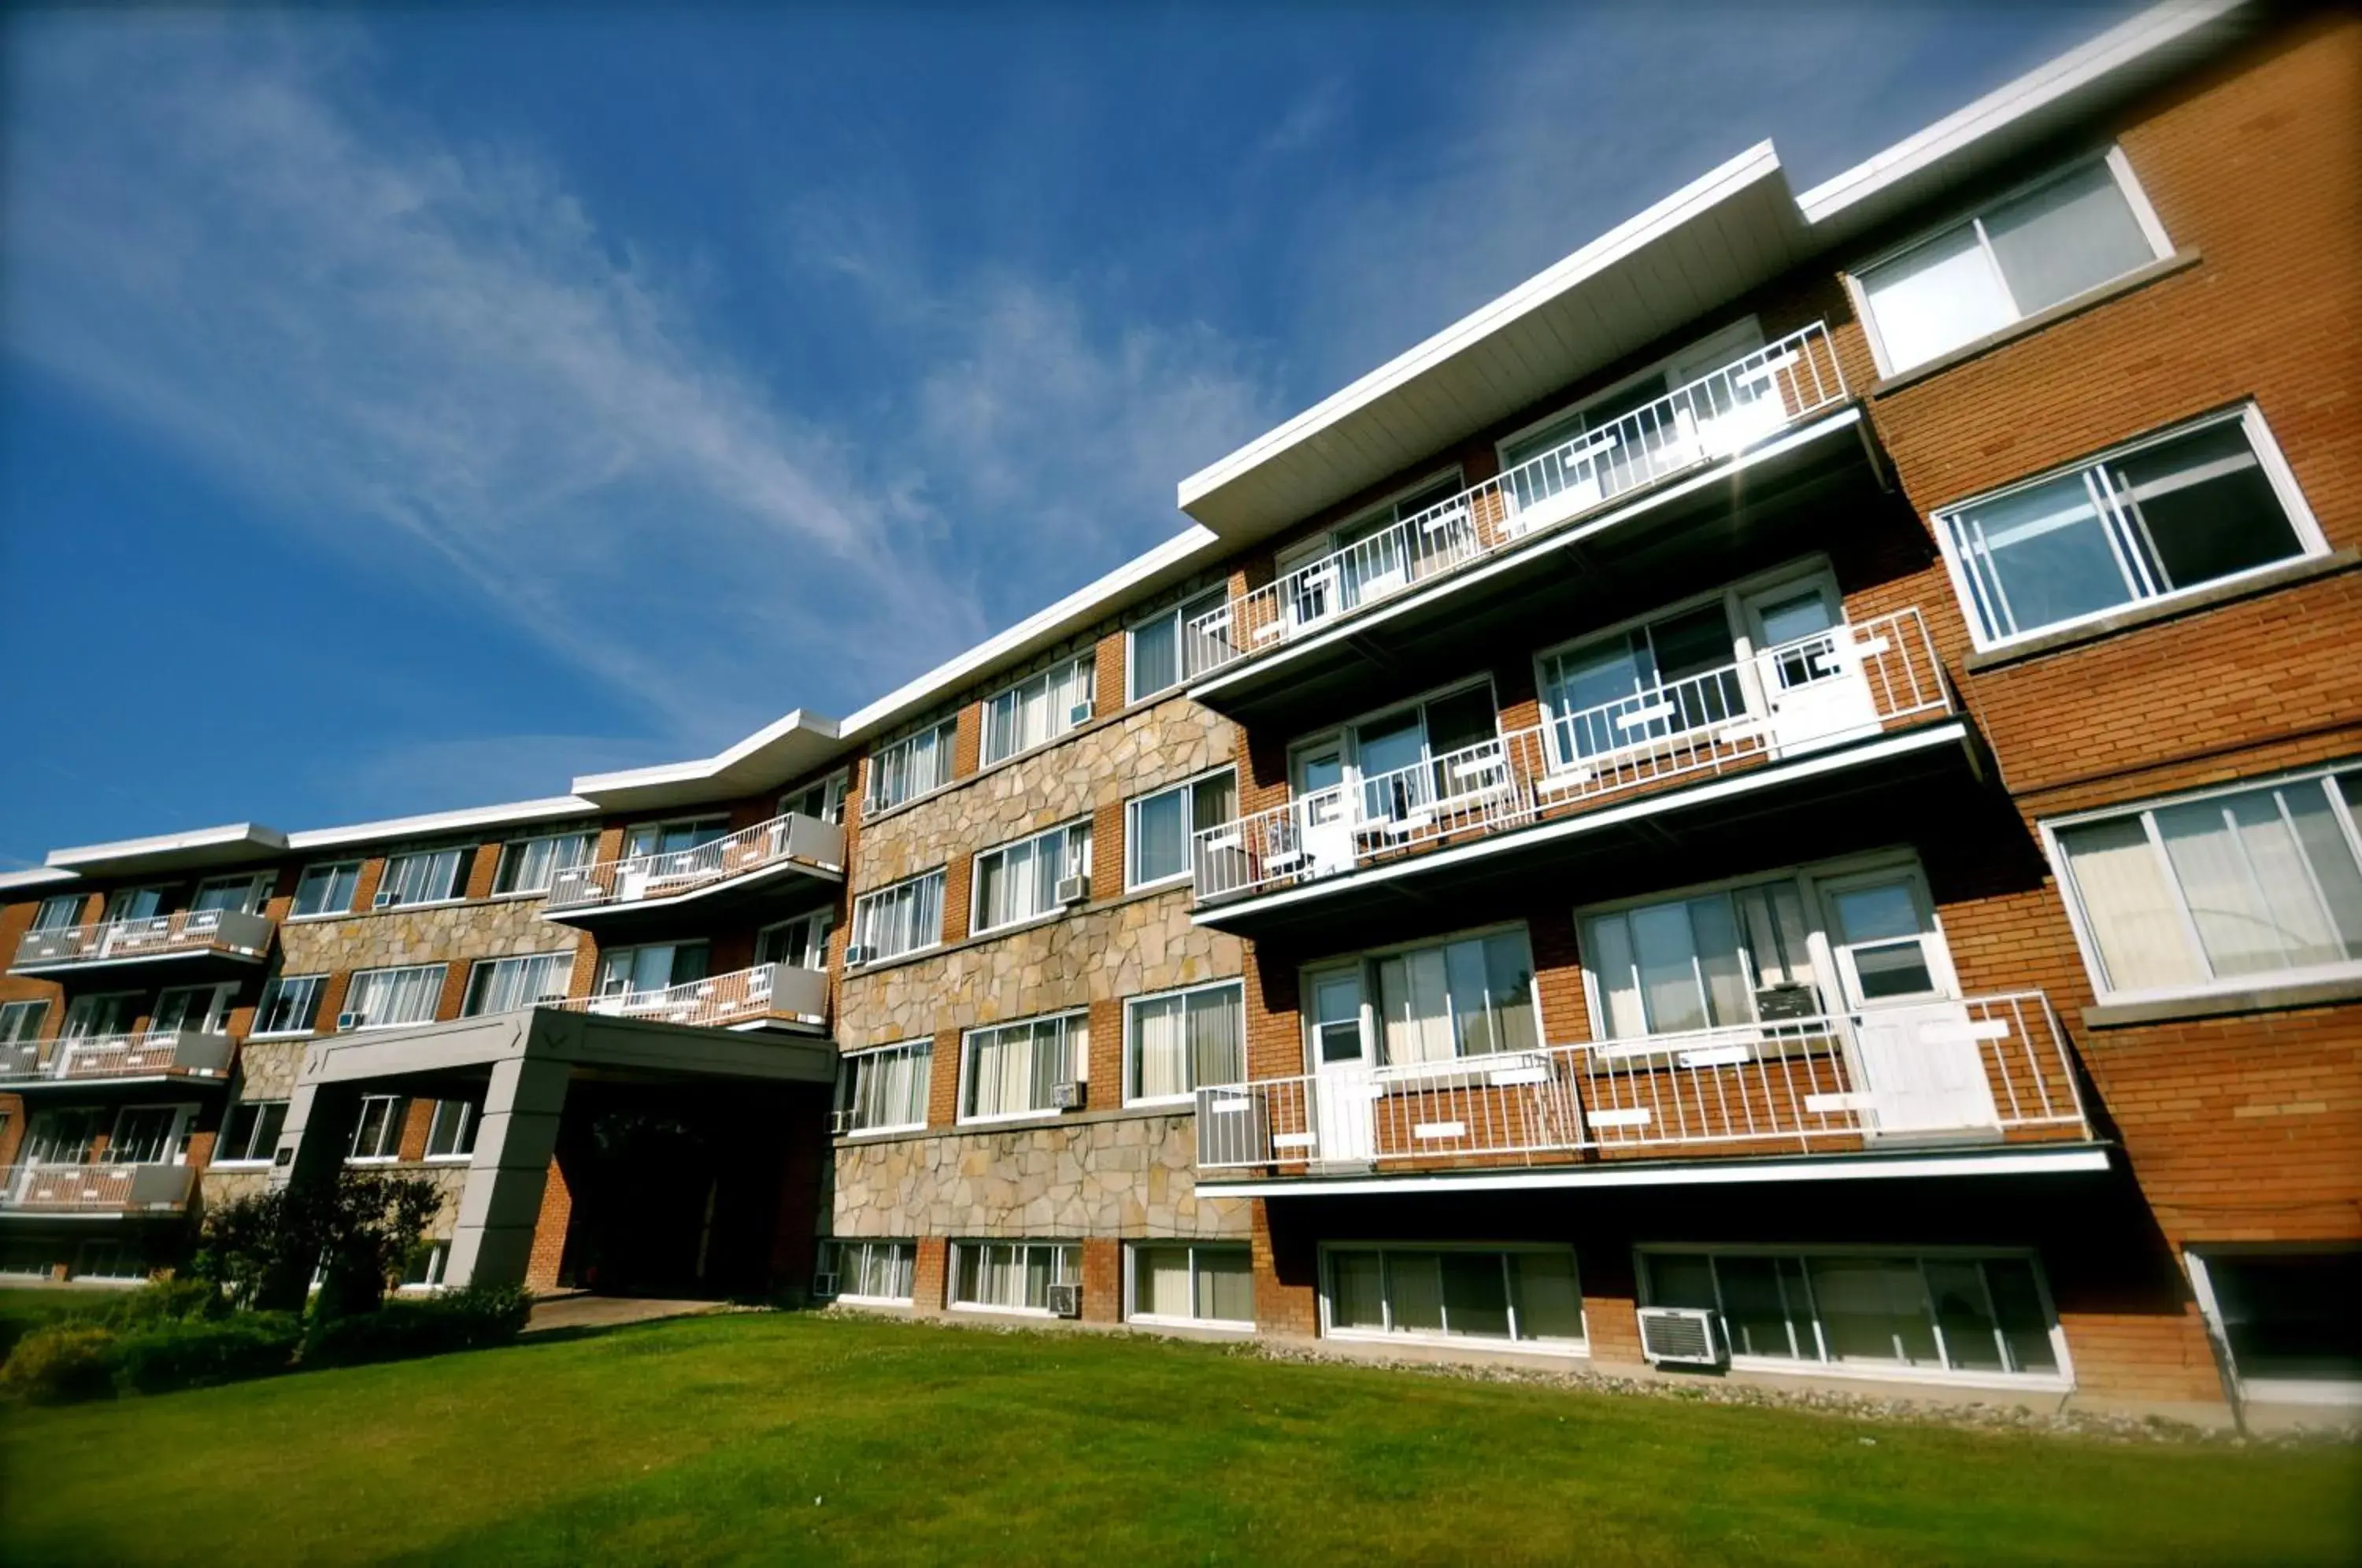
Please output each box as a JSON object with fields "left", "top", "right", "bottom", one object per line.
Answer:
{"left": 1187, "top": 323, "right": 1848, "bottom": 671}
{"left": 542, "top": 961, "right": 829, "bottom": 1031}
{"left": 0, "top": 1163, "right": 197, "bottom": 1215}
{"left": 1194, "top": 992, "right": 2087, "bottom": 1174}
{"left": 546, "top": 812, "right": 846, "bottom": 914}
{"left": 0, "top": 1030, "right": 235, "bottom": 1085}
{"left": 11, "top": 908, "right": 274, "bottom": 973}
{"left": 1192, "top": 607, "right": 1949, "bottom": 903}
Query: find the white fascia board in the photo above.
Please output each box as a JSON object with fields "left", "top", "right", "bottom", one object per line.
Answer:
{"left": 0, "top": 866, "right": 81, "bottom": 892}
{"left": 1798, "top": 0, "right": 2249, "bottom": 235}
{"left": 1198, "top": 1144, "right": 2113, "bottom": 1198}
{"left": 284, "top": 796, "right": 598, "bottom": 852}
{"left": 44, "top": 823, "right": 291, "bottom": 877}
{"left": 569, "top": 708, "right": 844, "bottom": 810}
{"left": 1175, "top": 142, "right": 1792, "bottom": 526}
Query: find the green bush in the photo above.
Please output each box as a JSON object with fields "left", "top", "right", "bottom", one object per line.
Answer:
{"left": 305, "top": 1285, "right": 533, "bottom": 1368}
{"left": 98, "top": 1278, "right": 228, "bottom": 1330}
{"left": 111, "top": 1314, "right": 301, "bottom": 1396}
{"left": 1, "top": 1325, "right": 121, "bottom": 1406}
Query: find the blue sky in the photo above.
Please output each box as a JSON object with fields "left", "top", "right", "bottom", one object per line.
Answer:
{"left": 0, "top": 3, "right": 2134, "bottom": 868}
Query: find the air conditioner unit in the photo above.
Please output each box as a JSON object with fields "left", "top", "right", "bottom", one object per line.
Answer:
{"left": 811, "top": 1272, "right": 840, "bottom": 1300}
{"left": 335, "top": 1011, "right": 365, "bottom": 1031}
{"left": 1067, "top": 701, "right": 1093, "bottom": 727}
{"left": 1054, "top": 875, "right": 1089, "bottom": 905}
{"left": 843, "top": 945, "right": 871, "bottom": 967}
{"left": 828, "top": 1109, "right": 855, "bottom": 1135}
{"left": 1636, "top": 1306, "right": 1724, "bottom": 1366}
{"left": 1753, "top": 982, "right": 1821, "bottom": 1023}
{"left": 372, "top": 892, "right": 398, "bottom": 909}
{"left": 1046, "top": 1282, "right": 1082, "bottom": 1318}
{"left": 1051, "top": 1081, "right": 1084, "bottom": 1111}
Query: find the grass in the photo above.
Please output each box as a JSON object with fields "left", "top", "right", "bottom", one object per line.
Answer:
{"left": 1, "top": 1311, "right": 2355, "bottom": 1567}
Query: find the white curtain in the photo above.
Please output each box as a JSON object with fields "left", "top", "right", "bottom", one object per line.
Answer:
{"left": 2156, "top": 791, "right": 2353, "bottom": 978}
{"left": 1983, "top": 160, "right": 2153, "bottom": 316}
{"left": 1861, "top": 223, "right": 2013, "bottom": 371}
{"left": 2060, "top": 817, "right": 2201, "bottom": 991}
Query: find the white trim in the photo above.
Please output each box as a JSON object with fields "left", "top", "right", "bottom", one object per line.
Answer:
{"left": 1201, "top": 1143, "right": 2112, "bottom": 1198}
{"left": 1122, "top": 1240, "right": 1257, "bottom": 1332}
{"left": 1122, "top": 976, "right": 1247, "bottom": 1106}
{"left": 1317, "top": 1241, "right": 1590, "bottom": 1355}
{"left": 1124, "top": 764, "right": 1238, "bottom": 893}
{"left": 285, "top": 798, "right": 595, "bottom": 852}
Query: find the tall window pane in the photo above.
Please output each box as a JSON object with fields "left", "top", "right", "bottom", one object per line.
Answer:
{"left": 1982, "top": 159, "right": 2154, "bottom": 317}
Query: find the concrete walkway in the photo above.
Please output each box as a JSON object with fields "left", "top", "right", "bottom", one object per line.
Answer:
{"left": 524, "top": 1292, "right": 737, "bottom": 1334}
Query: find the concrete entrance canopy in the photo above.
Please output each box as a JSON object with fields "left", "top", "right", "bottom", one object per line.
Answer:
{"left": 269, "top": 1009, "right": 835, "bottom": 1292}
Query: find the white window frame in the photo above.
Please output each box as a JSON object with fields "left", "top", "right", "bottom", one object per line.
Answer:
{"left": 947, "top": 1239, "right": 1082, "bottom": 1316}
{"left": 836, "top": 1040, "right": 932, "bottom": 1136}
{"left": 103, "top": 1101, "right": 196, "bottom": 1167}
{"left": 1848, "top": 146, "right": 2172, "bottom": 379}
{"left": 957, "top": 1010, "right": 1087, "bottom": 1126}
{"left": 1932, "top": 404, "right": 2324, "bottom": 653}
{"left": 820, "top": 1238, "right": 919, "bottom": 1305}
{"left": 2184, "top": 1245, "right": 2362, "bottom": 1409}
{"left": 2041, "top": 763, "right": 2362, "bottom": 1007}
{"left": 1127, "top": 586, "right": 1231, "bottom": 703}
{"left": 756, "top": 908, "right": 835, "bottom": 972}
{"left": 1287, "top": 675, "right": 1503, "bottom": 817}
{"left": 1275, "top": 465, "right": 1468, "bottom": 582}
{"left": 346, "top": 1094, "right": 405, "bottom": 1163}
{"left": 149, "top": 982, "right": 237, "bottom": 1037}
{"left": 212, "top": 1098, "right": 288, "bottom": 1167}
{"left": 971, "top": 819, "right": 1093, "bottom": 935}
{"left": 191, "top": 873, "right": 271, "bottom": 916}
{"left": 31, "top": 894, "right": 84, "bottom": 933}
{"left": 1299, "top": 921, "right": 1545, "bottom": 1074}
{"left": 1637, "top": 1243, "right": 2074, "bottom": 1392}
{"left": 1124, "top": 1241, "right": 1256, "bottom": 1332}
{"left": 288, "top": 861, "right": 361, "bottom": 920}
{"left": 592, "top": 941, "right": 709, "bottom": 999}
{"left": 250, "top": 973, "right": 328, "bottom": 1039}
{"left": 491, "top": 830, "right": 596, "bottom": 897}
{"left": 462, "top": 951, "right": 576, "bottom": 1016}
{"left": 980, "top": 653, "right": 1097, "bottom": 767}
{"left": 0, "top": 1000, "right": 52, "bottom": 1045}
{"left": 1318, "top": 1241, "right": 1588, "bottom": 1355}
{"left": 424, "top": 1097, "right": 479, "bottom": 1162}
{"left": 865, "top": 719, "right": 960, "bottom": 815}
{"left": 1125, "top": 766, "right": 1237, "bottom": 891}
{"left": 1495, "top": 316, "right": 1766, "bottom": 472}
{"left": 340, "top": 963, "right": 449, "bottom": 1032}
{"left": 849, "top": 869, "right": 946, "bottom": 965}
{"left": 373, "top": 845, "right": 471, "bottom": 910}
{"left": 779, "top": 769, "right": 851, "bottom": 827}
{"left": 1124, "top": 978, "right": 1246, "bottom": 1106}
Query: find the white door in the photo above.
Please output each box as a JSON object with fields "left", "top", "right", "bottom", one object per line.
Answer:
{"left": 1286, "top": 741, "right": 1355, "bottom": 878}
{"left": 1821, "top": 873, "right": 1997, "bottom": 1138}
{"left": 1744, "top": 582, "right": 1881, "bottom": 756}
{"left": 1308, "top": 968, "right": 1376, "bottom": 1165}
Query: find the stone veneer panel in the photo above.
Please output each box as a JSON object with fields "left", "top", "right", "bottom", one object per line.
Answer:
{"left": 231, "top": 1038, "right": 307, "bottom": 1101}
{"left": 837, "top": 892, "right": 1242, "bottom": 1046}
{"left": 827, "top": 1114, "right": 1249, "bottom": 1240}
{"left": 275, "top": 897, "right": 580, "bottom": 978}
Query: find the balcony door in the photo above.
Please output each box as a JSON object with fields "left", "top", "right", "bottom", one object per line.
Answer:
{"left": 1819, "top": 871, "right": 1997, "bottom": 1138}
{"left": 150, "top": 983, "right": 235, "bottom": 1037}
{"left": 103, "top": 886, "right": 166, "bottom": 925}
{"left": 1305, "top": 967, "right": 1376, "bottom": 1165}
{"left": 1740, "top": 579, "right": 1879, "bottom": 755}
{"left": 1301, "top": 682, "right": 1501, "bottom": 837}
{"left": 61, "top": 993, "right": 140, "bottom": 1041}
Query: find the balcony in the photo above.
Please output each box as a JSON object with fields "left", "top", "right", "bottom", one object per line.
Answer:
{"left": 542, "top": 961, "right": 828, "bottom": 1034}
{"left": 0, "top": 1163, "right": 197, "bottom": 1217}
{"left": 1195, "top": 991, "right": 2100, "bottom": 1191}
{"left": 1183, "top": 324, "right": 1864, "bottom": 726}
{"left": 0, "top": 1030, "right": 235, "bottom": 1089}
{"left": 10, "top": 908, "right": 275, "bottom": 979}
{"left": 542, "top": 812, "right": 845, "bottom": 932}
{"left": 1191, "top": 608, "right": 1971, "bottom": 938}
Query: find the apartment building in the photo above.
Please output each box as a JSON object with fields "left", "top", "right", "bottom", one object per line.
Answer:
{"left": 1, "top": 0, "right": 2352, "bottom": 1426}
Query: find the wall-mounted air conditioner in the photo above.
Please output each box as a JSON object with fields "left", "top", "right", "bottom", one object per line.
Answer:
{"left": 1636, "top": 1306, "right": 1724, "bottom": 1366}
{"left": 1046, "top": 1283, "right": 1082, "bottom": 1318}
{"left": 1752, "top": 982, "right": 1821, "bottom": 1023}
{"left": 1051, "top": 1081, "right": 1083, "bottom": 1111}
{"left": 335, "top": 1012, "right": 365, "bottom": 1031}
{"left": 1068, "top": 701, "right": 1093, "bottom": 727}
{"left": 372, "top": 892, "right": 398, "bottom": 910}
{"left": 811, "top": 1272, "right": 840, "bottom": 1300}
{"left": 843, "top": 945, "right": 871, "bottom": 967}
{"left": 1054, "top": 875, "right": 1089, "bottom": 905}
{"left": 828, "top": 1109, "right": 855, "bottom": 1135}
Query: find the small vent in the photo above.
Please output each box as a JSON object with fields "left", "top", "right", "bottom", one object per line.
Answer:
{"left": 811, "top": 1272, "right": 840, "bottom": 1300}
{"left": 1636, "top": 1306, "right": 1723, "bottom": 1366}
{"left": 1046, "top": 1282, "right": 1082, "bottom": 1318}
{"left": 1053, "top": 875, "right": 1089, "bottom": 905}
{"left": 1051, "top": 1081, "right": 1084, "bottom": 1111}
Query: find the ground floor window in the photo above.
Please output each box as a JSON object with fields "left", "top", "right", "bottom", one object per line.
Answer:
{"left": 215, "top": 1099, "right": 288, "bottom": 1164}
{"left": 950, "top": 1241, "right": 1079, "bottom": 1313}
{"left": 400, "top": 1241, "right": 450, "bottom": 1290}
{"left": 347, "top": 1095, "right": 405, "bottom": 1162}
{"left": 1640, "top": 1248, "right": 2063, "bottom": 1380}
{"left": 819, "top": 1239, "right": 917, "bottom": 1304}
{"left": 1324, "top": 1244, "right": 1585, "bottom": 1349}
{"left": 2189, "top": 1248, "right": 2362, "bottom": 1403}
{"left": 1128, "top": 1243, "right": 1253, "bottom": 1328}
{"left": 0, "top": 1241, "right": 54, "bottom": 1279}
{"left": 74, "top": 1241, "right": 144, "bottom": 1282}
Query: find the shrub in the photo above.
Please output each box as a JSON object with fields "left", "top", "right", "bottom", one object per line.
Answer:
{"left": 111, "top": 1314, "right": 302, "bottom": 1396}
{"left": 304, "top": 1285, "right": 533, "bottom": 1368}
{"left": 98, "top": 1277, "right": 229, "bottom": 1331}
{"left": 1, "top": 1325, "right": 121, "bottom": 1406}
{"left": 198, "top": 1172, "right": 441, "bottom": 1314}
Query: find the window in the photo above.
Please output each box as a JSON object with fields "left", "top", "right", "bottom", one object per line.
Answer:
{"left": 1642, "top": 1248, "right": 2064, "bottom": 1381}
{"left": 950, "top": 1241, "right": 1079, "bottom": 1313}
{"left": 961, "top": 1011, "right": 1083, "bottom": 1122}
{"left": 61, "top": 992, "right": 139, "bottom": 1040}
{"left": 340, "top": 964, "right": 447, "bottom": 1030}
{"left": 374, "top": 847, "right": 469, "bottom": 908}
{"left": 850, "top": 871, "right": 944, "bottom": 963}
{"left": 400, "top": 1242, "right": 450, "bottom": 1291}
{"left": 1856, "top": 151, "right": 2168, "bottom": 374}
{"left": 425, "top": 1097, "right": 479, "bottom": 1159}
{"left": 973, "top": 820, "right": 1091, "bottom": 933}
{"left": 291, "top": 861, "right": 361, "bottom": 918}
{"left": 254, "top": 974, "right": 328, "bottom": 1037}
{"left": 2189, "top": 1248, "right": 2362, "bottom": 1400}
{"left": 838, "top": 1041, "right": 931, "bottom": 1133}
{"left": 624, "top": 816, "right": 727, "bottom": 861}
{"left": 1129, "top": 587, "right": 1230, "bottom": 701}
{"left": 150, "top": 983, "right": 234, "bottom": 1037}
{"left": 866, "top": 719, "right": 958, "bottom": 813}
{"left": 106, "top": 1105, "right": 185, "bottom": 1165}
{"left": 1501, "top": 318, "right": 1767, "bottom": 471}
{"left": 103, "top": 886, "right": 166, "bottom": 923}
{"left": 594, "top": 942, "right": 708, "bottom": 999}
{"left": 0, "top": 1000, "right": 49, "bottom": 1045}
{"left": 819, "top": 1239, "right": 918, "bottom": 1304}
{"left": 1275, "top": 472, "right": 1467, "bottom": 629}
{"left": 464, "top": 952, "right": 574, "bottom": 1015}
{"left": 1309, "top": 928, "right": 1537, "bottom": 1068}
{"left": 1301, "top": 682, "right": 1500, "bottom": 827}
{"left": 2050, "top": 766, "right": 2362, "bottom": 1003}
{"left": 1938, "top": 407, "right": 2322, "bottom": 649}
{"left": 780, "top": 771, "right": 850, "bottom": 826}
{"left": 1325, "top": 1245, "right": 1585, "bottom": 1348}
{"left": 1126, "top": 981, "right": 1243, "bottom": 1102}
{"left": 1127, "top": 769, "right": 1237, "bottom": 889}
{"left": 347, "top": 1096, "right": 405, "bottom": 1162}
{"left": 1129, "top": 1243, "right": 1253, "bottom": 1328}
{"left": 493, "top": 831, "right": 595, "bottom": 896}
{"left": 191, "top": 875, "right": 267, "bottom": 915}
{"left": 215, "top": 1100, "right": 287, "bottom": 1165}
{"left": 31, "top": 894, "right": 83, "bottom": 933}
{"left": 756, "top": 910, "right": 834, "bottom": 971}
{"left": 982, "top": 654, "right": 1095, "bottom": 765}
{"left": 1583, "top": 881, "right": 1816, "bottom": 1038}
{"left": 1538, "top": 598, "right": 1768, "bottom": 769}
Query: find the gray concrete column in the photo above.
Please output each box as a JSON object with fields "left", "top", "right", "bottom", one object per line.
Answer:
{"left": 254, "top": 1078, "right": 361, "bottom": 1311}
{"left": 445, "top": 1055, "right": 572, "bottom": 1290}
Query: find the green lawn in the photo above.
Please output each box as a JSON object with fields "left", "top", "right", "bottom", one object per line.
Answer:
{"left": 1, "top": 1312, "right": 2354, "bottom": 1566}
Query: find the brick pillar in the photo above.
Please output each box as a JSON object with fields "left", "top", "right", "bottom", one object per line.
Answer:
{"left": 913, "top": 1237, "right": 951, "bottom": 1314}
{"left": 1082, "top": 1237, "right": 1122, "bottom": 1323}
{"left": 1090, "top": 797, "right": 1125, "bottom": 903}
{"left": 523, "top": 1155, "right": 572, "bottom": 1292}
{"left": 927, "top": 1030, "right": 962, "bottom": 1128}
{"left": 1086, "top": 997, "right": 1124, "bottom": 1111}
{"left": 1252, "top": 1200, "right": 1318, "bottom": 1339}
